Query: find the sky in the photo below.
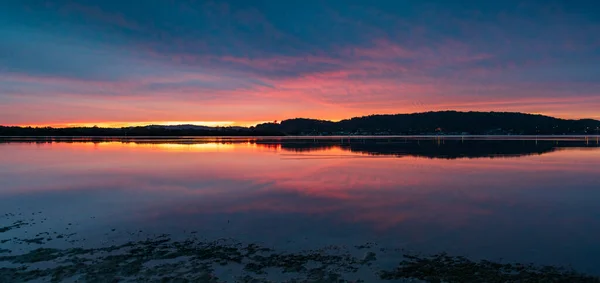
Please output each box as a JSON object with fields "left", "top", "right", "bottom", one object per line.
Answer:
{"left": 1, "top": 0, "right": 600, "bottom": 127}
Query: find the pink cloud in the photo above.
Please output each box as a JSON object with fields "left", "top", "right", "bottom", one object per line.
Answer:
{"left": 3, "top": 35, "right": 599, "bottom": 126}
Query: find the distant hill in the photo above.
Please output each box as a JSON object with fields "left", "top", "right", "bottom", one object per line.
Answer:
{"left": 144, "top": 125, "right": 248, "bottom": 131}
{"left": 1, "top": 111, "right": 599, "bottom": 136}
{"left": 255, "top": 111, "right": 600, "bottom": 135}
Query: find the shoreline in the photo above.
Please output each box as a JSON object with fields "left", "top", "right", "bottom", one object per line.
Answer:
{"left": 1, "top": 134, "right": 600, "bottom": 139}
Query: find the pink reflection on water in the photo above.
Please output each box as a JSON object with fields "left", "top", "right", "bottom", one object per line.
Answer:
{"left": 1, "top": 140, "right": 599, "bottom": 231}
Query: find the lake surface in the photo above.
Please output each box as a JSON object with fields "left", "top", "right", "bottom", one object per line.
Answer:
{"left": 1, "top": 137, "right": 600, "bottom": 282}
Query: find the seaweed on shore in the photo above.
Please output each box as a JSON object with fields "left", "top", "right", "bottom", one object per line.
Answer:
{"left": 0, "top": 235, "right": 367, "bottom": 282}
{"left": 0, "top": 220, "right": 28, "bottom": 233}
{"left": 1, "top": 228, "right": 599, "bottom": 282}
{"left": 380, "top": 252, "right": 600, "bottom": 283}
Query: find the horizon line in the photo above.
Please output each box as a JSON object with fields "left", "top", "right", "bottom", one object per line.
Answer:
{"left": 3, "top": 110, "right": 600, "bottom": 129}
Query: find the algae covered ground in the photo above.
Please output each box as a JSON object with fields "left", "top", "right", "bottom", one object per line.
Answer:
{"left": 1, "top": 214, "right": 599, "bottom": 282}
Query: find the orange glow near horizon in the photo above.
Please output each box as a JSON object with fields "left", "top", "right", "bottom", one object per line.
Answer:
{"left": 12, "top": 120, "right": 271, "bottom": 128}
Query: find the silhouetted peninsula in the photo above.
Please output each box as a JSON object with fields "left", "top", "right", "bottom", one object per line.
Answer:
{"left": 2, "top": 111, "right": 599, "bottom": 136}
{"left": 255, "top": 111, "right": 600, "bottom": 135}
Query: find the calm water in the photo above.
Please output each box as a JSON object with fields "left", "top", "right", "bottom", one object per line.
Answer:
{"left": 1, "top": 137, "right": 600, "bottom": 281}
